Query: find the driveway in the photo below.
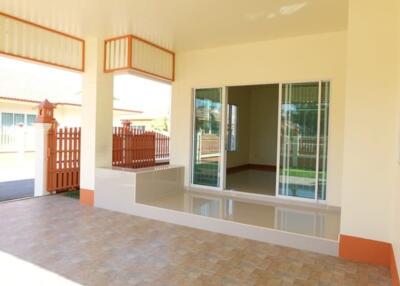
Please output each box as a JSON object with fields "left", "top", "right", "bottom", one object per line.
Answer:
{"left": 0, "top": 179, "right": 34, "bottom": 202}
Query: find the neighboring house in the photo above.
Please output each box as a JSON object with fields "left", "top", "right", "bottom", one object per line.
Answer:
{"left": 126, "top": 117, "right": 164, "bottom": 132}
{"left": 0, "top": 96, "right": 144, "bottom": 151}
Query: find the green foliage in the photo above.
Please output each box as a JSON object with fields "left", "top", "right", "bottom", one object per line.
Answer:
{"left": 150, "top": 116, "right": 169, "bottom": 132}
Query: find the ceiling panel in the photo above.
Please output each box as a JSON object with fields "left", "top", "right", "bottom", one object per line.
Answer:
{"left": 0, "top": 0, "right": 348, "bottom": 52}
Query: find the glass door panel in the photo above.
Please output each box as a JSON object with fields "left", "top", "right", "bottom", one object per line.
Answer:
{"left": 279, "top": 82, "right": 319, "bottom": 199}
{"left": 318, "top": 81, "right": 330, "bottom": 200}
{"left": 192, "top": 88, "right": 223, "bottom": 188}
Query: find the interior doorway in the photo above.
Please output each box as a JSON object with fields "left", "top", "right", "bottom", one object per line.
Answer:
{"left": 225, "top": 84, "right": 279, "bottom": 196}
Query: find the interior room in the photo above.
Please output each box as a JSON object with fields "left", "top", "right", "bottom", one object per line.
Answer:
{"left": 226, "top": 84, "right": 279, "bottom": 196}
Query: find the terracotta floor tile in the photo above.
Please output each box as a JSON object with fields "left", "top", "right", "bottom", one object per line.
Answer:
{"left": 0, "top": 195, "right": 392, "bottom": 286}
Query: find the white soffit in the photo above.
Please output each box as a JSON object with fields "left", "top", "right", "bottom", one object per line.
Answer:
{"left": 0, "top": 0, "right": 348, "bottom": 52}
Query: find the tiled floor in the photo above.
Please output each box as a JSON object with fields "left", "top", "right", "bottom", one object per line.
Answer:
{"left": 0, "top": 195, "right": 391, "bottom": 286}
{"left": 226, "top": 170, "right": 276, "bottom": 196}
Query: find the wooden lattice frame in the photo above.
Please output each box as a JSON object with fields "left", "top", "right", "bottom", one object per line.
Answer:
{"left": 104, "top": 34, "right": 175, "bottom": 81}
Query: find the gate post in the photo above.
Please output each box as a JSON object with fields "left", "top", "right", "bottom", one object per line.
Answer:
{"left": 34, "top": 100, "right": 55, "bottom": 197}
{"left": 121, "top": 120, "right": 131, "bottom": 128}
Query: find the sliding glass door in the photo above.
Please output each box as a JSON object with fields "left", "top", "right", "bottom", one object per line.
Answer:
{"left": 278, "top": 81, "right": 330, "bottom": 201}
{"left": 192, "top": 88, "right": 224, "bottom": 188}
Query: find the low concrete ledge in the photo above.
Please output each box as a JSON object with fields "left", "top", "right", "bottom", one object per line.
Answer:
{"left": 94, "top": 165, "right": 338, "bottom": 256}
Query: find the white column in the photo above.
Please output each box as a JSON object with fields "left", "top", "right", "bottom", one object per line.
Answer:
{"left": 33, "top": 123, "right": 52, "bottom": 197}
{"left": 80, "top": 37, "right": 113, "bottom": 196}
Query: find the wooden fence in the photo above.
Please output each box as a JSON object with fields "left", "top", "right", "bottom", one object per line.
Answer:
{"left": 113, "top": 127, "right": 170, "bottom": 168}
{"left": 200, "top": 133, "right": 220, "bottom": 155}
{"left": 155, "top": 132, "right": 170, "bottom": 161}
{"left": 47, "top": 127, "right": 81, "bottom": 193}
{"left": 46, "top": 126, "right": 169, "bottom": 193}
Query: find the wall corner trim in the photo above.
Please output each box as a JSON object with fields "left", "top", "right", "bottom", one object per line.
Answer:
{"left": 339, "top": 234, "right": 399, "bottom": 285}
{"left": 391, "top": 247, "right": 400, "bottom": 286}
{"left": 80, "top": 189, "right": 94, "bottom": 206}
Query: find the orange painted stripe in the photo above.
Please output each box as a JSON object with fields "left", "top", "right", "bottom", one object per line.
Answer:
{"left": 339, "top": 234, "right": 391, "bottom": 266}
{"left": 80, "top": 189, "right": 94, "bottom": 206}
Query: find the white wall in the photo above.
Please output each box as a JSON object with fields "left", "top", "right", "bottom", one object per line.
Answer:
{"left": 54, "top": 105, "right": 81, "bottom": 127}
{"left": 340, "top": 0, "right": 399, "bottom": 243}
{"left": 171, "top": 31, "right": 347, "bottom": 207}
{"left": 393, "top": 0, "right": 400, "bottom": 275}
{"left": 0, "top": 101, "right": 36, "bottom": 116}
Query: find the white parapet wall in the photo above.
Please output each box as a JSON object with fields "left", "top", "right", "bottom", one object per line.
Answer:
{"left": 95, "top": 165, "right": 338, "bottom": 256}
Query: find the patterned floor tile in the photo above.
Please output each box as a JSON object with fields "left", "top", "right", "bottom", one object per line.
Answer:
{"left": 0, "top": 195, "right": 392, "bottom": 286}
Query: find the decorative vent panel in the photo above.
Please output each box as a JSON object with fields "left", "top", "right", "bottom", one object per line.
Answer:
{"left": 104, "top": 35, "right": 174, "bottom": 81}
{"left": 0, "top": 12, "right": 85, "bottom": 72}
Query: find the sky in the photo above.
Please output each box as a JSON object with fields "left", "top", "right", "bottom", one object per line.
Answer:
{"left": 0, "top": 56, "right": 171, "bottom": 117}
{"left": 114, "top": 74, "right": 171, "bottom": 117}
{"left": 0, "top": 56, "right": 82, "bottom": 104}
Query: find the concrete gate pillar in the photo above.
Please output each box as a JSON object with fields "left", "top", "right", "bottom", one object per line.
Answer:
{"left": 33, "top": 100, "right": 56, "bottom": 197}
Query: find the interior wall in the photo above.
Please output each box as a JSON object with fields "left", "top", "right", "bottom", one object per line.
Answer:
{"left": 226, "top": 84, "right": 279, "bottom": 169}
{"left": 226, "top": 86, "right": 250, "bottom": 168}
{"left": 171, "top": 31, "right": 347, "bottom": 207}
{"left": 249, "top": 85, "right": 279, "bottom": 166}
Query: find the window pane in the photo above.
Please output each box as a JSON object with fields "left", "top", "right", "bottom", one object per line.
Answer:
{"left": 192, "top": 88, "right": 222, "bottom": 187}
{"left": 27, "top": 114, "right": 36, "bottom": 126}
{"left": 133, "top": 125, "right": 145, "bottom": 131}
{"left": 279, "top": 82, "right": 319, "bottom": 199}
{"left": 14, "top": 113, "right": 25, "bottom": 125}
{"left": 1, "top": 113, "right": 13, "bottom": 127}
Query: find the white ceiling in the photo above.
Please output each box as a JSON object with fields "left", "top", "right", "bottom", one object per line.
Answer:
{"left": 0, "top": 0, "right": 348, "bottom": 52}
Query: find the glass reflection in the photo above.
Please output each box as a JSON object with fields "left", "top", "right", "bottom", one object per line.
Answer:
{"left": 279, "top": 82, "right": 330, "bottom": 200}
{"left": 137, "top": 188, "right": 340, "bottom": 240}
{"left": 192, "top": 88, "right": 222, "bottom": 187}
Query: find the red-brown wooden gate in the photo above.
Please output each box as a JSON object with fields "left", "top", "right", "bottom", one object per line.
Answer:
{"left": 47, "top": 126, "right": 81, "bottom": 193}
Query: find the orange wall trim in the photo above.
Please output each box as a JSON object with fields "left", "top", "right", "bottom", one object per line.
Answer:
{"left": 80, "top": 189, "right": 94, "bottom": 206}
{"left": 339, "top": 234, "right": 392, "bottom": 266}
{"left": 339, "top": 234, "right": 400, "bottom": 285}
{"left": 391, "top": 247, "right": 400, "bottom": 286}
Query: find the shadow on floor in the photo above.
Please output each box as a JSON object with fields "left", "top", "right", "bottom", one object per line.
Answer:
{"left": 0, "top": 179, "right": 34, "bottom": 202}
